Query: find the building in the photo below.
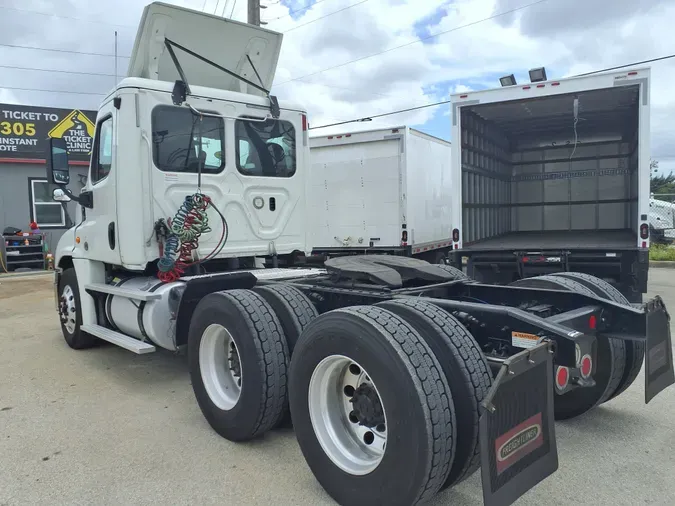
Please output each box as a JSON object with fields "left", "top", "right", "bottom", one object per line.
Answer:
{"left": 0, "top": 103, "right": 97, "bottom": 270}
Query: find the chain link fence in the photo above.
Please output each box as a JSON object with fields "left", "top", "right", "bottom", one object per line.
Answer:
{"left": 650, "top": 193, "right": 675, "bottom": 243}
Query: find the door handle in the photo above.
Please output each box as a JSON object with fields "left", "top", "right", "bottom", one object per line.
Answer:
{"left": 108, "top": 222, "right": 116, "bottom": 250}
{"left": 269, "top": 197, "right": 276, "bottom": 211}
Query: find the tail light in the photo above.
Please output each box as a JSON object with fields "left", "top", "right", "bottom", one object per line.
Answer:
{"left": 555, "top": 366, "right": 569, "bottom": 391}
{"left": 640, "top": 223, "right": 649, "bottom": 240}
{"left": 580, "top": 355, "right": 593, "bottom": 379}
{"left": 588, "top": 315, "right": 597, "bottom": 330}
{"left": 452, "top": 228, "right": 460, "bottom": 242}
{"left": 301, "top": 114, "right": 308, "bottom": 147}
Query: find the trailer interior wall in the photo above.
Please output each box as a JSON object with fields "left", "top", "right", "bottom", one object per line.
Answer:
{"left": 461, "top": 85, "right": 640, "bottom": 247}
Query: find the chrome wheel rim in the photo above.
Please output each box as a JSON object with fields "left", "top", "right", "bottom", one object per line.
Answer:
{"left": 199, "top": 324, "right": 242, "bottom": 411}
{"left": 308, "top": 355, "right": 387, "bottom": 475}
{"left": 61, "top": 285, "right": 77, "bottom": 334}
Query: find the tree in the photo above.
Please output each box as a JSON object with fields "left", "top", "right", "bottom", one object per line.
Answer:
{"left": 651, "top": 158, "right": 675, "bottom": 194}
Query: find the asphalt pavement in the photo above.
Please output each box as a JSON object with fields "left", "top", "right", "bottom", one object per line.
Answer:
{"left": 1, "top": 272, "right": 674, "bottom": 506}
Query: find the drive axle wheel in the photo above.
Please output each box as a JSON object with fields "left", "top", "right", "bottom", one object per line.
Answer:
{"left": 188, "top": 289, "right": 289, "bottom": 441}
{"left": 548, "top": 272, "right": 645, "bottom": 402}
{"left": 509, "top": 275, "right": 626, "bottom": 420}
{"left": 289, "top": 306, "right": 455, "bottom": 506}
{"left": 309, "top": 356, "right": 387, "bottom": 475}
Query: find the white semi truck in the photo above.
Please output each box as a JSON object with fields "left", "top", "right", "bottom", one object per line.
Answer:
{"left": 448, "top": 69, "right": 652, "bottom": 303}
{"left": 48, "top": 3, "right": 674, "bottom": 506}
{"left": 308, "top": 127, "right": 455, "bottom": 262}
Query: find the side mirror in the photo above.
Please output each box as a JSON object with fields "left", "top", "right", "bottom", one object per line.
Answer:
{"left": 52, "top": 188, "right": 71, "bottom": 202}
{"left": 46, "top": 137, "right": 70, "bottom": 185}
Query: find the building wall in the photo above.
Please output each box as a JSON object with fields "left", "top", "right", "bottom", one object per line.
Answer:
{"left": 0, "top": 163, "right": 89, "bottom": 252}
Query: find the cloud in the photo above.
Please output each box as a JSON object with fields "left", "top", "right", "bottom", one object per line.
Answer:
{"left": 0, "top": 0, "right": 672, "bottom": 161}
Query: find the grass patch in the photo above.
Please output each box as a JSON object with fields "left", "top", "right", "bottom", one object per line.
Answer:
{"left": 649, "top": 243, "right": 675, "bottom": 261}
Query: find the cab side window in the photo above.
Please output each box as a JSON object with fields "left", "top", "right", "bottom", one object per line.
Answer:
{"left": 91, "top": 116, "right": 113, "bottom": 184}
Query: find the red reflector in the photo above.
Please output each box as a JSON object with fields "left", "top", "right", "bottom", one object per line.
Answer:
{"left": 345, "top": 134, "right": 351, "bottom": 137}
{"left": 336, "top": 135, "right": 342, "bottom": 139}
{"left": 522, "top": 86, "right": 531, "bottom": 90}
{"left": 536, "top": 84, "right": 545, "bottom": 88}
{"left": 588, "top": 315, "right": 597, "bottom": 330}
{"left": 580, "top": 355, "right": 592, "bottom": 378}
{"left": 454, "top": 244, "right": 458, "bottom": 249}
{"left": 523, "top": 256, "right": 530, "bottom": 263}
{"left": 551, "top": 82, "right": 560, "bottom": 86}
{"left": 301, "top": 114, "right": 308, "bottom": 131}
{"left": 642, "top": 241, "right": 647, "bottom": 248}
{"left": 460, "top": 94, "right": 468, "bottom": 98}
{"left": 628, "top": 71, "right": 638, "bottom": 76}
{"left": 327, "top": 136, "right": 333, "bottom": 139}
{"left": 556, "top": 367, "right": 569, "bottom": 389}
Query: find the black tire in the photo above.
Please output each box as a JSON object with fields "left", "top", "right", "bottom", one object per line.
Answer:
{"left": 376, "top": 299, "right": 492, "bottom": 489}
{"left": 509, "top": 275, "right": 626, "bottom": 420}
{"left": 252, "top": 283, "right": 319, "bottom": 428}
{"left": 435, "top": 263, "right": 469, "bottom": 280}
{"left": 289, "top": 306, "right": 455, "bottom": 506}
{"left": 252, "top": 283, "right": 319, "bottom": 354}
{"left": 58, "top": 268, "right": 98, "bottom": 349}
{"left": 188, "top": 289, "right": 290, "bottom": 441}
{"left": 549, "top": 272, "right": 645, "bottom": 402}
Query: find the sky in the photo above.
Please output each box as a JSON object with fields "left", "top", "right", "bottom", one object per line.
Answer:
{"left": 1, "top": 0, "right": 674, "bottom": 173}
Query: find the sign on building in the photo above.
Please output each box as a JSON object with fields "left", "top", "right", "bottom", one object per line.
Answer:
{"left": 0, "top": 103, "right": 97, "bottom": 162}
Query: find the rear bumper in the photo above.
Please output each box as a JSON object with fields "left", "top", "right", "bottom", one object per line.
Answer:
{"left": 478, "top": 297, "right": 674, "bottom": 505}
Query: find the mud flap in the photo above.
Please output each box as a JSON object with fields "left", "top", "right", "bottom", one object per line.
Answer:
{"left": 645, "top": 296, "right": 675, "bottom": 404}
{"left": 479, "top": 342, "right": 558, "bottom": 506}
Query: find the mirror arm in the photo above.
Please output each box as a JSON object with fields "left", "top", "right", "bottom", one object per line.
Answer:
{"left": 58, "top": 185, "right": 93, "bottom": 209}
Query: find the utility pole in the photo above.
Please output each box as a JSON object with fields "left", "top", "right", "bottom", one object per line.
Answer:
{"left": 248, "top": 0, "right": 261, "bottom": 26}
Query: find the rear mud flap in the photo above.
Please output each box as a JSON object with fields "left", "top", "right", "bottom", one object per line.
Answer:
{"left": 479, "top": 342, "right": 558, "bottom": 506}
{"left": 645, "top": 296, "right": 675, "bottom": 403}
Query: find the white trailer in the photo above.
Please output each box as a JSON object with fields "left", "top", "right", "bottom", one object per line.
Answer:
{"left": 44, "top": 4, "right": 674, "bottom": 506}
{"left": 308, "top": 127, "right": 455, "bottom": 263}
{"left": 449, "top": 69, "right": 652, "bottom": 302}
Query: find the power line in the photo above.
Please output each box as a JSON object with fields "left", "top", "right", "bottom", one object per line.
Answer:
{"left": 283, "top": 0, "right": 371, "bottom": 33}
{"left": 0, "top": 86, "right": 107, "bottom": 96}
{"left": 0, "top": 4, "right": 136, "bottom": 28}
{"left": 265, "top": 0, "right": 332, "bottom": 23}
{"left": 0, "top": 42, "right": 130, "bottom": 58}
{"left": 575, "top": 54, "right": 675, "bottom": 77}
{"left": 309, "top": 100, "right": 451, "bottom": 130}
{"left": 275, "top": 0, "right": 551, "bottom": 87}
{"left": 308, "top": 54, "right": 675, "bottom": 130}
{"left": 0, "top": 64, "right": 116, "bottom": 78}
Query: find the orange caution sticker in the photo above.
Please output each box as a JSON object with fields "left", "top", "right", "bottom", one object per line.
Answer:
{"left": 512, "top": 331, "right": 540, "bottom": 349}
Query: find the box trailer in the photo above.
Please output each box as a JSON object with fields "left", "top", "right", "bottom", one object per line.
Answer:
{"left": 449, "top": 69, "right": 651, "bottom": 302}
{"left": 308, "top": 127, "right": 454, "bottom": 262}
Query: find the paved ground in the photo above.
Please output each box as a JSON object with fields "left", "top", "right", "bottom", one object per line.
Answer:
{"left": 1, "top": 272, "right": 674, "bottom": 506}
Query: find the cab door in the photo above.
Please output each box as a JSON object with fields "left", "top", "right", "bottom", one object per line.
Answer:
{"left": 75, "top": 101, "right": 121, "bottom": 265}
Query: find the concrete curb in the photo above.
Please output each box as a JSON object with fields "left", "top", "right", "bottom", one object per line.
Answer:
{"left": 650, "top": 261, "right": 675, "bottom": 269}
{"left": 0, "top": 270, "right": 54, "bottom": 279}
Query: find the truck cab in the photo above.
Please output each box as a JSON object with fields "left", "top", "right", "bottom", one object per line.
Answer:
{"left": 52, "top": 2, "right": 310, "bottom": 276}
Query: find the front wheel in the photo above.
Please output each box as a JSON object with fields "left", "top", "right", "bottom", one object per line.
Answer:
{"left": 58, "top": 268, "right": 97, "bottom": 349}
{"left": 289, "top": 306, "right": 456, "bottom": 506}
